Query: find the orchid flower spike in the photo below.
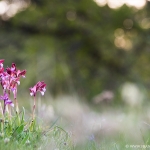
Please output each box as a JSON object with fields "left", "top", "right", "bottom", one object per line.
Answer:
{"left": 29, "top": 81, "right": 46, "bottom": 97}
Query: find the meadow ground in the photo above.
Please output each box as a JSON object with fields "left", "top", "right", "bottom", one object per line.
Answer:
{"left": 18, "top": 94, "right": 150, "bottom": 150}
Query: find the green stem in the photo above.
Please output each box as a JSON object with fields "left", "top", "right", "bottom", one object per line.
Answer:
{"left": 15, "top": 98, "right": 19, "bottom": 114}
{"left": 32, "top": 96, "right": 36, "bottom": 120}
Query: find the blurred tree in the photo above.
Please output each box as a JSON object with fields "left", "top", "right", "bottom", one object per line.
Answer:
{"left": 0, "top": 0, "right": 150, "bottom": 100}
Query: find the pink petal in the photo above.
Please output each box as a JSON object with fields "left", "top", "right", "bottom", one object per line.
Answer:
{"left": 10, "top": 103, "right": 14, "bottom": 107}
{"left": 0, "top": 59, "right": 4, "bottom": 64}
{"left": 30, "top": 93, "right": 33, "bottom": 96}
{"left": 40, "top": 91, "right": 44, "bottom": 96}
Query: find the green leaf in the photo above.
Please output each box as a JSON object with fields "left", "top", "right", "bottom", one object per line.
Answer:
{"left": 16, "top": 124, "right": 24, "bottom": 134}
{"left": 21, "top": 107, "right": 25, "bottom": 124}
{"left": 12, "top": 124, "right": 24, "bottom": 136}
{"left": 21, "top": 134, "right": 29, "bottom": 145}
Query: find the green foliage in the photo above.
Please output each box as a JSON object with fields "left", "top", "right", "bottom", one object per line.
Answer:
{"left": 0, "top": 111, "right": 40, "bottom": 150}
{"left": 0, "top": 109, "right": 74, "bottom": 150}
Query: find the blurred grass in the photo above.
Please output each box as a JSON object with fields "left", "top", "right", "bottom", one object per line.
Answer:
{"left": 14, "top": 94, "right": 150, "bottom": 149}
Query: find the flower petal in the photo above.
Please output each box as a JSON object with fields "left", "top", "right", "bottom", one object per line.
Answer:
{"left": 40, "top": 91, "right": 44, "bottom": 96}
{"left": 5, "top": 99, "right": 14, "bottom": 107}
{"left": 30, "top": 92, "right": 33, "bottom": 96}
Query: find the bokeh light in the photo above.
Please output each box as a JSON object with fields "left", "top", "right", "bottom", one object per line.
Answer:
{"left": 0, "top": 1, "right": 8, "bottom": 15}
{"left": 141, "top": 18, "right": 150, "bottom": 29}
{"left": 93, "top": 0, "right": 107, "bottom": 7}
{"left": 123, "top": 19, "right": 133, "bottom": 29}
{"left": 107, "top": 0, "right": 124, "bottom": 9}
{"left": 114, "top": 28, "right": 132, "bottom": 50}
{"left": 94, "top": 0, "right": 147, "bottom": 9}
{"left": 0, "top": 0, "right": 30, "bottom": 20}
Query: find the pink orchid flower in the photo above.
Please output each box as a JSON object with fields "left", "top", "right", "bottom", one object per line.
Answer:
{"left": 0, "top": 71, "right": 19, "bottom": 93}
{"left": 6, "top": 63, "right": 26, "bottom": 78}
{"left": 5, "top": 63, "right": 26, "bottom": 96}
{"left": 29, "top": 81, "right": 46, "bottom": 119}
{"left": 29, "top": 81, "right": 46, "bottom": 97}
{"left": 3, "top": 62, "right": 26, "bottom": 113}
{"left": 0, "top": 92, "right": 14, "bottom": 114}
{"left": 16, "top": 70, "right": 26, "bottom": 78}
{"left": 0, "top": 93, "right": 14, "bottom": 107}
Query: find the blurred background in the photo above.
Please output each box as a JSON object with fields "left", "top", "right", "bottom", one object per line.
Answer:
{"left": 1, "top": 0, "right": 150, "bottom": 148}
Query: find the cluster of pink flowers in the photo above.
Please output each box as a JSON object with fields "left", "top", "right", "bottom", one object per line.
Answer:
{"left": 0, "top": 60, "right": 26, "bottom": 114}
{"left": 0, "top": 59, "right": 46, "bottom": 117}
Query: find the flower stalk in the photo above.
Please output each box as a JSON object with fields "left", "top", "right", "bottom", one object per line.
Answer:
{"left": 29, "top": 81, "right": 46, "bottom": 120}
{"left": 32, "top": 96, "right": 36, "bottom": 120}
